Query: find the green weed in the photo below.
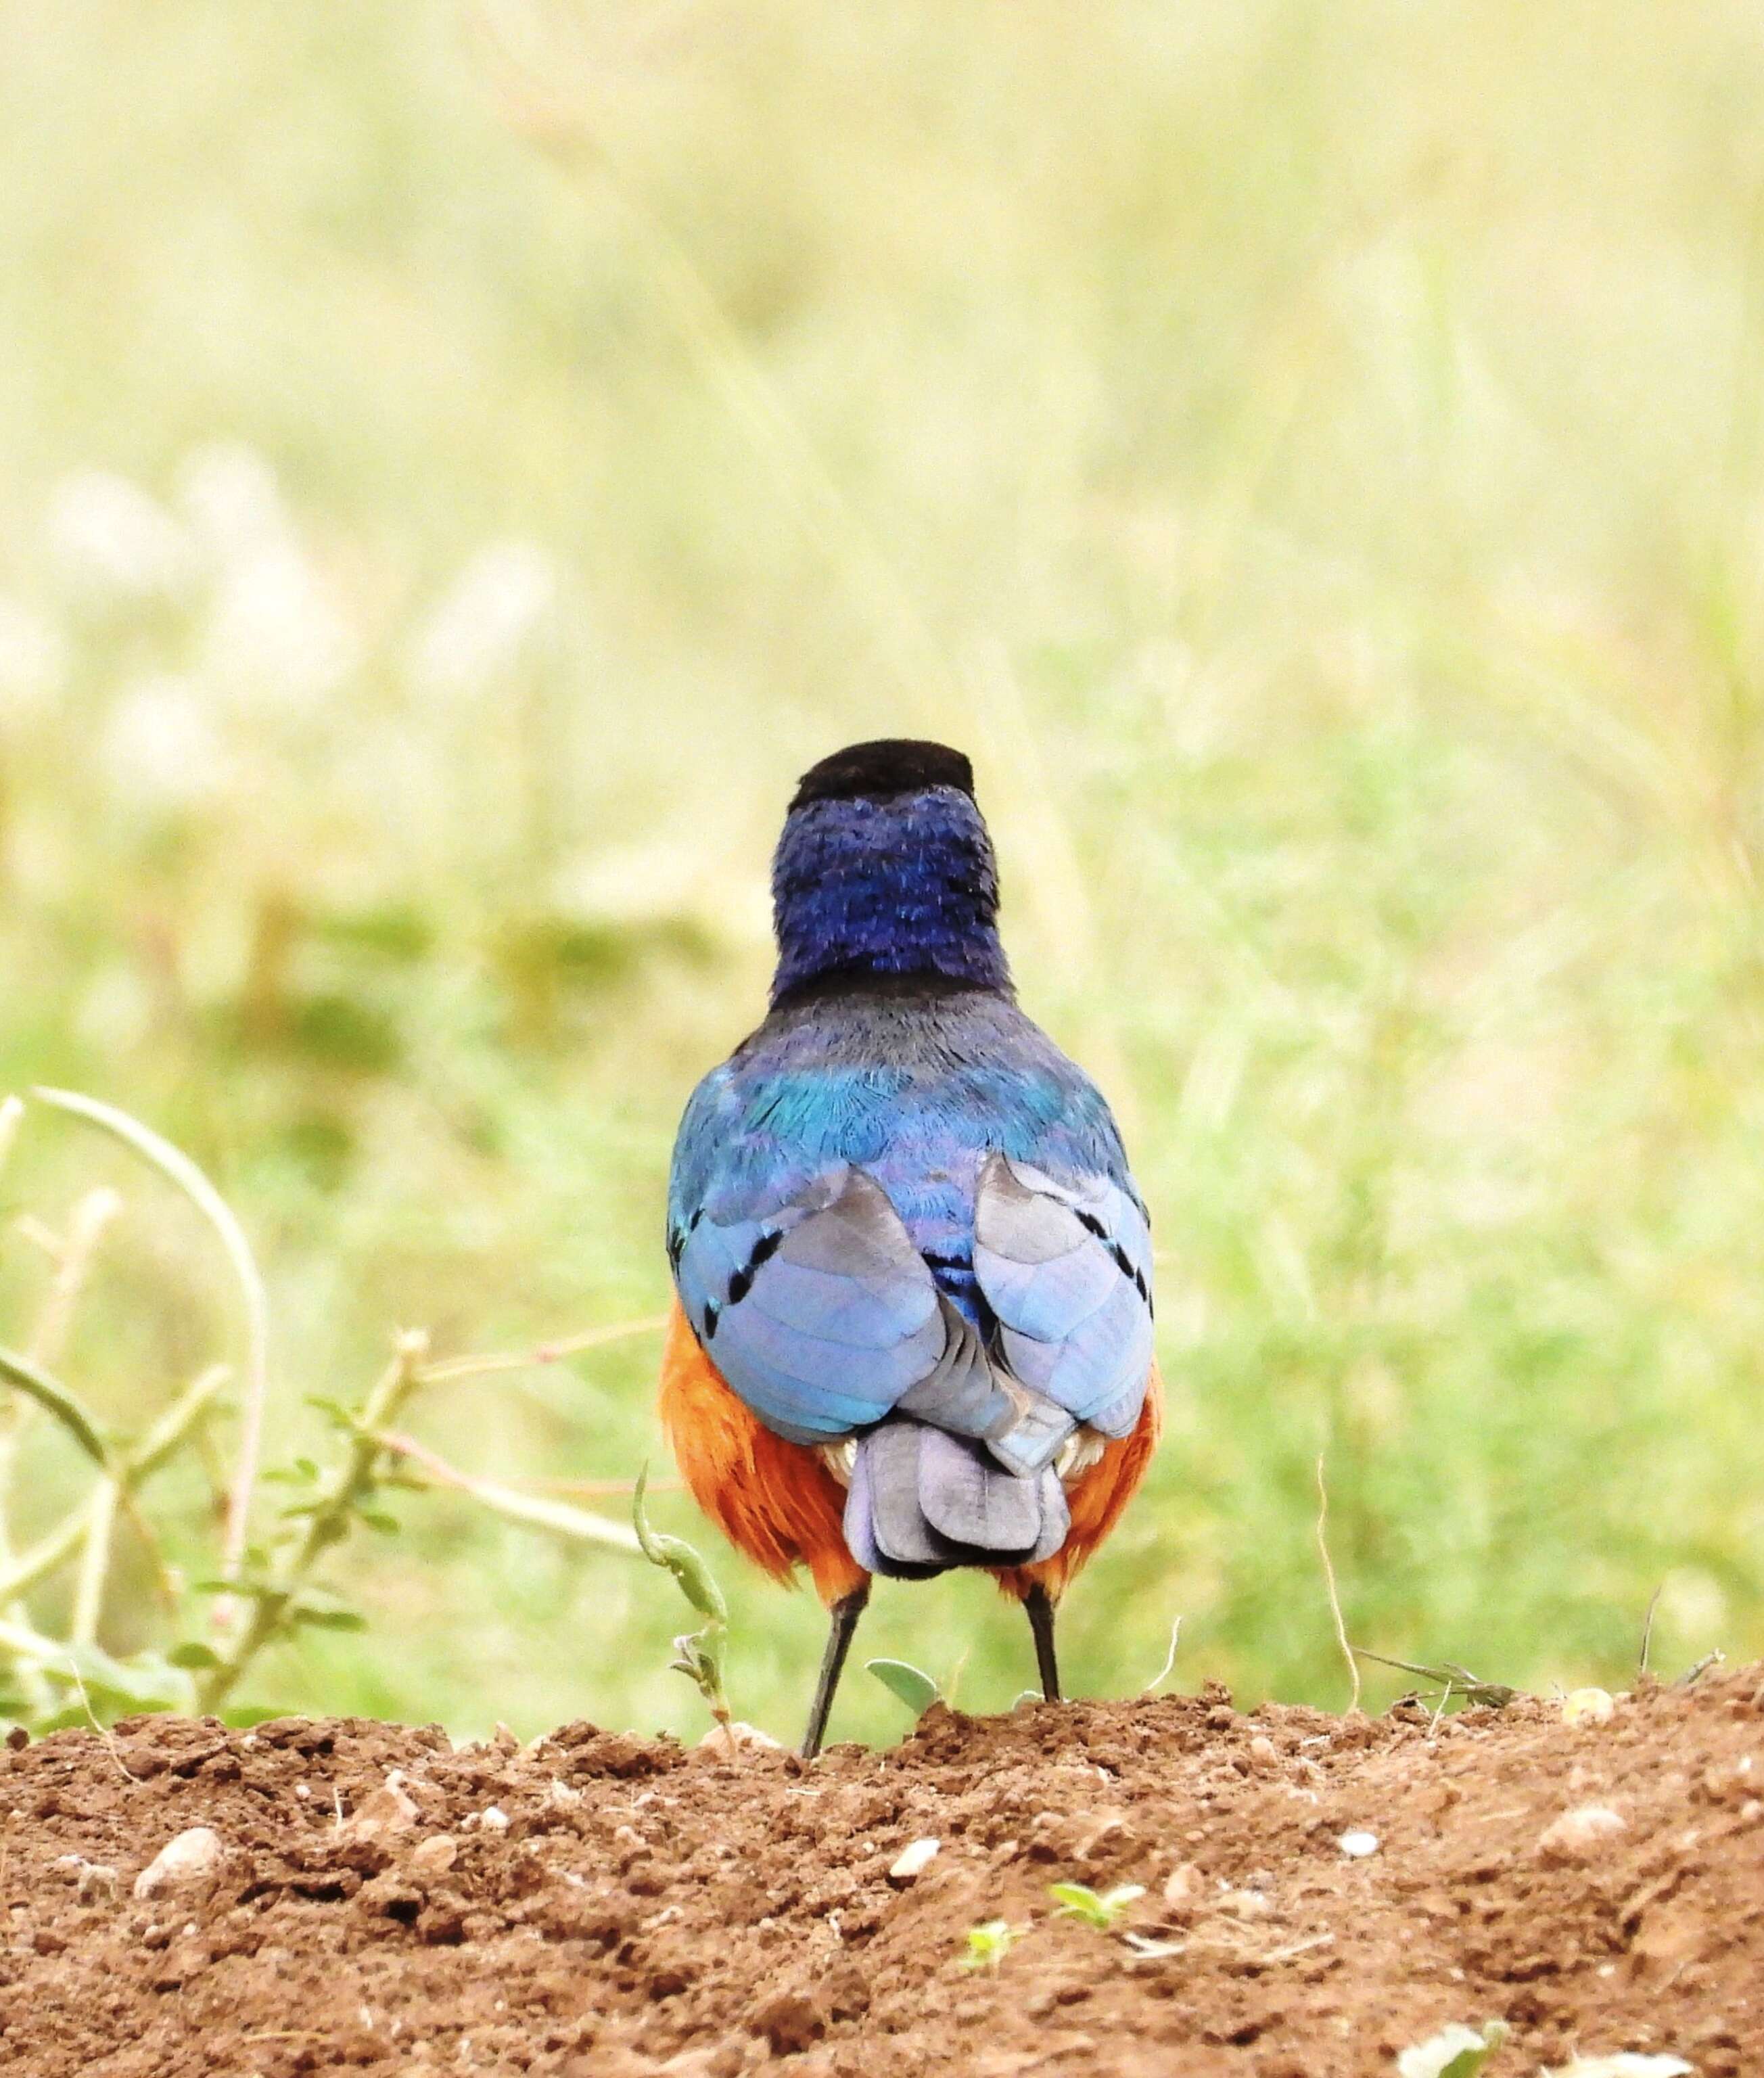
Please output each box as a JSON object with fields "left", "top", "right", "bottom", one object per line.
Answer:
{"left": 1048, "top": 1882, "right": 1146, "bottom": 1931}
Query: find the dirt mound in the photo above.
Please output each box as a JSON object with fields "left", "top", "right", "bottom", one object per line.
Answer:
{"left": 0, "top": 1667, "right": 1759, "bottom": 2077}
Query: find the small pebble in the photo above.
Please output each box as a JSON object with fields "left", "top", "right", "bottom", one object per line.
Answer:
{"left": 1338, "top": 1830, "right": 1380, "bottom": 1859}
{"left": 1562, "top": 1688, "right": 1616, "bottom": 1727}
{"left": 1162, "top": 1862, "right": 1205, "bottom": 1911}
{"left": 697, "top": 1721, "right": 783, "bottom": 1759}
{"left": 411, "top": 1834, "right": 458, "bottom": 1872}
{"left": 1247, "top": 1735, "right": 1280, "bottom": 1772}
{"left": 478, "top": 1806, "right": 510, "bottom": 1832}
{"left": 133, "top": 1828, "right": 225, "bottom": 1900}
{"left": 888, "top": 1837, "right": 940, "bottom": 1883}
{"left": 1537, "top": 1804, "right": 1627, "bottom": 1862}
{"left": 342, "top": 1774, "right": 419, "bottom": 1841}
{"left": 51, "top": 1853, "right": 118, "bottom": 1901}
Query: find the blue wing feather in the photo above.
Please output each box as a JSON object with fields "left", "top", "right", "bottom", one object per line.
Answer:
{"left": 667, "top": 988, "right": 1154, "bottom": 1450}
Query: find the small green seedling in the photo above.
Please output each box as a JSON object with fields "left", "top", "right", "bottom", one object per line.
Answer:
{"left": 961, "top": 1918, "right": 1023, "bottom": 1972}
{"left": 632, "top": 1465, "right": 732, "bottom": 1736}
{"left": 1047, "top": 1880, "right": 1146, "bottom": 1931}
{"left": 1396, "top": 2021, "right": 1510, "bottom": 2078}
{"left": 867, "top": 1657, "right": 940, "bottom": 1718}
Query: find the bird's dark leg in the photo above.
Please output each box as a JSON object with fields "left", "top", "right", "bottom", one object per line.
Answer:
{"left": 1025, "top": 1584, "right": 1062, "bottom": 1702}
{"left": 801, "top": 1584, "right": 871, "bottom": 1761}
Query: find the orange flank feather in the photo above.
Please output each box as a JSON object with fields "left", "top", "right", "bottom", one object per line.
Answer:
{"left": 658, "top": 1299, "right": 1161, "bottom": 1609}
{"left": 994, "top": 1364, "right": 1163, "bottom": 1603}
{"left": 658, "top": 1299, "right": 866, "bottom": 1607}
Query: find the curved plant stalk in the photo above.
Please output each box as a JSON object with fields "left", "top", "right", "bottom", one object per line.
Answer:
{"left": 32, "top": 1088, "right": 271, "bottom": 1612}
{"left": 0, "top": 1347, "right": 114, "bottom": 1469}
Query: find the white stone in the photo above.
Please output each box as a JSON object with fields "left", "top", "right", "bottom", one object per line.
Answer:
{"left": 133, "top": 1827, "right": 225, "bottom": 1899}
{"left": 1537, "top": 1805, "right": 1627, "bottom": 1863}
{"left": 887, "top": 1837, "right": 940, "bottom": 1883}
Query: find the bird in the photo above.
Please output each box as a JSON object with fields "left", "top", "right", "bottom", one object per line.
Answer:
{"left": 659, "top": 738, "right": 1159, "bottom": 1758}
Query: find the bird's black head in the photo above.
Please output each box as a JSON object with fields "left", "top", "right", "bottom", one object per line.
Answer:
{"left": 789, "top": 739, "right": 976, "bottom": 812}
{"left": 770, "top": 738, "right": 1009, "bottom": 1005}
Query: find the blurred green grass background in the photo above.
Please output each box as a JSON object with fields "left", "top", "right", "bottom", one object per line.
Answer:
{"left": 3, "top": 0, "right": 1763, "bottom": 1745}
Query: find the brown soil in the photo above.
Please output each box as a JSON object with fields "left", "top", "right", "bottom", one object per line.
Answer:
{"left": 1, "top": 1668, "right": 1760, "bottom": 2077}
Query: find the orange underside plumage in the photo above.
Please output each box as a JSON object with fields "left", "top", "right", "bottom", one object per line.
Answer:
{"left": 657, "top": 1297, "right": 1161, "bottom": 1608}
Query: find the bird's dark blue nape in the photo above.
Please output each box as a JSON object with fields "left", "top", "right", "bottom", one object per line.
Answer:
{"left": 770, "top": 738, "right": 1012, "bottom": 1005}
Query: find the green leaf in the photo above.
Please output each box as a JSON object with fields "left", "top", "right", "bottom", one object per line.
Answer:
{"left": 866, "top": 1657, "right": 941, "bottom": 1716}
{"left": 356, "top": 1508, "right": 400, "bottom": 1534}
{"left": 60, "top": 1643, "right": 193, "bottom": 1712}
{"left": 1398, "top": 2021, "right": 1511, "bottom": 2078}
{"left": 291, "top": 1607, "right": 368, "bottom": 1632}
{"left": 632, "top": 1465, "right": 727, "bottom": 1622}
{"left": 166, "top": 1642, "right": 222, "bottom": 1670}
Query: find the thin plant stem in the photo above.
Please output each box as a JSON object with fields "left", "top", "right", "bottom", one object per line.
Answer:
{"left": 0, "top": 1348, "right": 114, "bottom": 1469}
{"left": 28, "top": 1186, "right": 123, "bottom": 1370}
{"left": 32, "top": 1089, "right": 271, "bottom": 1621}
{"left": 0, "top": 1167, "right": 120, "bottom": 1709}
{"left": 417, "top": 1312, "right": 668, "bottom": 1383}
{"left": 70, "top": 1478, "right": 118, "bottom": 1648}
{"left": 0, "top": 1364, "right": 229, "bottom": 1607}
{"left": 192, "top": 1334, "right": 430, "bottom": 1715}
{"left": 374, "top": 1431, "right": 642, "bottom": 1552}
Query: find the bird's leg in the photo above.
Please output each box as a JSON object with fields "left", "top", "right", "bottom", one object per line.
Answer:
{"left": 1024, "top": 1583, "right": 1061, "bottom": 1702}
{"left": 800, "top": 1584, "right": 871, "bottom": 1761}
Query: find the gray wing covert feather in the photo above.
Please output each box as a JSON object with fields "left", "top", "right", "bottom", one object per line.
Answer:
{"left": 973, "top": 1152, "right": 1155, "bottom": 1437}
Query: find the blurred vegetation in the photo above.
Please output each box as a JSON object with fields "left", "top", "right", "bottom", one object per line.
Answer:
{"left": 2, "top": 0, "right": 1763, "bottom": 1745}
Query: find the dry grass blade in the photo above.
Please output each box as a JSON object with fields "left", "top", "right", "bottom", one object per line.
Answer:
{"left": 1314, "top": 1454, "right": 1361, "bottom": 1714}
{"left": 1640, "top": 1583, "right": 1663, "bottom": 1676}
{"left": 1140, "top": 1616, "right": 1184, "bottom": 1696}
{"left": 1349, "top": 1647, "right": 1521, "bottom": 1710}
{"left": 32, "top": 1088, "right": 270, "bottom": 1605}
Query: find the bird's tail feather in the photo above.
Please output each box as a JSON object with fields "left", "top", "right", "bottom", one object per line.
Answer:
{"left": 844, "top": 1418, "right": 1069, "bottom": 1579}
